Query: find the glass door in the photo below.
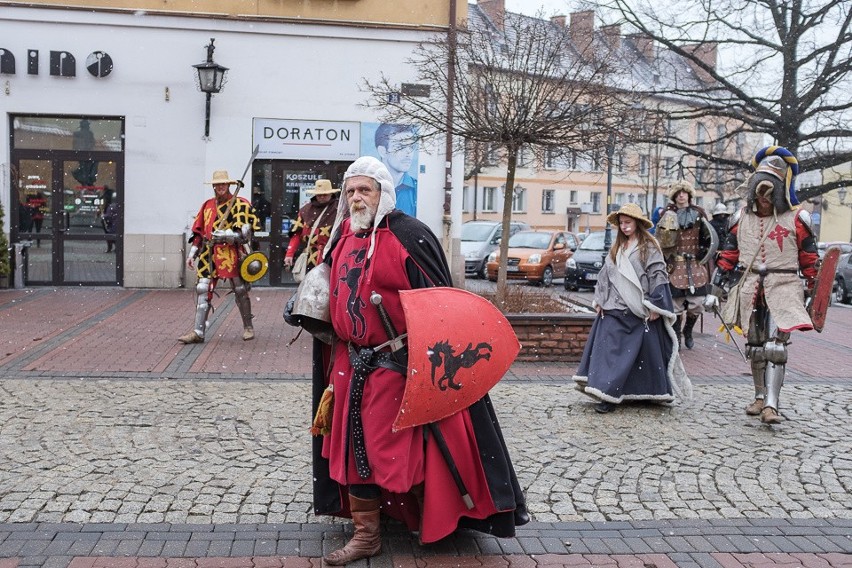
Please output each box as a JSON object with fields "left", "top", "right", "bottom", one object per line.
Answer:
{"left": 13, "top": 157, "right": 123, "bottom": 285}
{"left": 251, "top": 160, "right": 348, "bottom": 286}
{"left": 10, "top": 115, "right": 125, "bottom": 286}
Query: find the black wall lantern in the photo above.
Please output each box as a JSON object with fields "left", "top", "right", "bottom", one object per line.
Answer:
{"left": 193, "top": 38, "right": 228, "bottom": 138}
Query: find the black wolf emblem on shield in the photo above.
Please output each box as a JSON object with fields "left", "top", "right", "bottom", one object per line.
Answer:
{"left": 427, "top": 340, "right": 492, "bottom": 391}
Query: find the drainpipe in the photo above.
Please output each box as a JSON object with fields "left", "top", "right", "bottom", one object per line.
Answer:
{"left": 443, "top": 0, "right": 457, "bottom": 269}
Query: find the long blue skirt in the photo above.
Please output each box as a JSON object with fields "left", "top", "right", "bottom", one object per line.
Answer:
{"left": 574, "top": 309, "right": 674, "bottom": 403}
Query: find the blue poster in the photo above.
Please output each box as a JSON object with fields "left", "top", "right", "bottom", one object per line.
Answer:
{"left": 361, "top": 122, "right": 419, "bottom": 217}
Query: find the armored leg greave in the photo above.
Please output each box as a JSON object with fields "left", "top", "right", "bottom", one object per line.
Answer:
{"left": 746, "top": 346, "right": 767, "bottom": 400}
{"left": 746, "top": 303, "right": 770, "bottom": 400}
{"left": 230, "top": 278, "right": 254, "bottom": 330}
{"left": 193, "top": 278, "right": 213, "bottom": 338}
{"left": 763, "top": 333, "right": 789, "bottom": 412}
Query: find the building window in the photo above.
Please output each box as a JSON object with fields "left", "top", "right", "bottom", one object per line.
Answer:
{"left": 544, "top": 148, "right": 556, "bottom": 169}
{"left": 542, "top": 189, "right": 555, "bottom": 213}
{"left": 664, "top": 157, "right": 675, "bottom": 177}
{"left": 696, "top": 123, "right": 710, "bottom": 153}
{"left": 639, "top": 155, "right": 650, "bottom": 177}
{"left": 615, "top": 151, "right": 626, "bottom": 173}
{"left": 694, "top": 196, "right": 704, "bottom": 207}
{"left": 716, "top": 125, "right": 727, "bottom": 154}
{"left": 512, "top": 187, "right": 526, "bottom": 213}
{"left": 615, "top": 193, "right": 625, "bottom": 206}
{"left": 462, "top": 186, "right": 470, "bottom": 213}
{"left": 483, "top": 187, "right": 497, "bottom": 212}
{"left": 591, "top": 192, "right": 601, "bottom": 213}
{"left": 696, "top": 161, "right": 706, "bottom": 184}
{"left": 570, "top": 190, "right": 578, "bottom": 204}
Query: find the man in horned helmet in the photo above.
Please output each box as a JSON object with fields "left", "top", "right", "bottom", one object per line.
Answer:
{"left": 704, "top": 147, "right": 818, "bottom": 424}
{"left": 655, "top": 180, "right": 718, "bottom": 349}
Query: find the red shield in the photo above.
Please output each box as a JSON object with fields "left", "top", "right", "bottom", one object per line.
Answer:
{"left": 809, "top": 246, "right": 841, "bottom": 332}
{"left": 393, "top": 288, "right": 520, "bottom": 432}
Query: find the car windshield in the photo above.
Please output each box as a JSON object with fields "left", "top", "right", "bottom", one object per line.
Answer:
{"left": 508, "top": 232, "right": 552, "bottom": 249}
{"left": 578, "top": 231, "right": 607, "bottom": 251}
{"left": 461, "top": 223, "right": 496, "bottom": 241}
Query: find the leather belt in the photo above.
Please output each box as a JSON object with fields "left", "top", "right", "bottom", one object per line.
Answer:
{"left": 750, "top": 268, "right": 798, "bottom": 274}
{"left": 346, "top": 344, "right": 408, "bottom": 480}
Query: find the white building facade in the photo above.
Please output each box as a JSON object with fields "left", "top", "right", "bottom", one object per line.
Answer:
{"left": 1, "top": 4, "right": 465, "bottom": 287}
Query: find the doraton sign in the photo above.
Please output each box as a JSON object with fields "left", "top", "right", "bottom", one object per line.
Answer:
{"left": 0, "top": 48, "right": 113, "bottom": 78}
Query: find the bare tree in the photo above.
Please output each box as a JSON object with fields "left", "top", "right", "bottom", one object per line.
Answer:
{"left": 364, "top": 10, "right": 639, "bottom": 307}
{"left": 602, "top": 0, "right": 852, "bottom": 199}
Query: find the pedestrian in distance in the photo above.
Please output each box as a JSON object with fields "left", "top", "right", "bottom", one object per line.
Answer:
{"left": 573, "top": 203, "right": 691, "bottom": 414}
{"left": 710, "top": 202, "right": 732, "bottom": 245}
{"left": 655, "top": 181, "right": 718, "bottom": 349}
{"left": 283, "top": 179, "right": 339, "bottom": 277}
{"left": 179, "top": 170, "right": 259, "bottom": 344}
{"left": 704, "top": 147, "right": 818, "bottom": 425}
{"left": 284, "top": 156, "right": 528, "bottom": 565}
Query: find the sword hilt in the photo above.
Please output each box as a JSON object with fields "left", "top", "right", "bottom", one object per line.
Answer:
{"left": 370, "top": 291, "right": 405, "bottom": 353}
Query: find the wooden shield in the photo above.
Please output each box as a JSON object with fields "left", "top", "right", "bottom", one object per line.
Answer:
{"left": 809, "top": 246, "right": 841, "bottom": 332}
{"left": 393, "top": 288, "right": 520, "bottom": 432}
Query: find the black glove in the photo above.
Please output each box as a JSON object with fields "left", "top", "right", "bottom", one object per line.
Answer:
{"left": 283, "top": 294, "right": 301, "bottom": 327}
{"left": 236, "top": 179, "right": 245, "bottom": 189}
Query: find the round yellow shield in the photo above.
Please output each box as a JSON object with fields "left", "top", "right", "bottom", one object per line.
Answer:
{"left": 240, "top": 251, "right": 269, "bottom": 283}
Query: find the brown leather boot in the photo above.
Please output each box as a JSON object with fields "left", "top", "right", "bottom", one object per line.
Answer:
{"left": 323, "top": 496, "right": 381, "bottom": 565}
{"left": 745, "top": 398, "right": 764, "bottom": 416}
{"left": 178, "top": 331, "right": 204, "bottom": 344}
{"left": 760, "top": 406, "right": 782, "bottom": 424}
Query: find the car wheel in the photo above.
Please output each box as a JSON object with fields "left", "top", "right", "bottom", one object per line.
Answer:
{"left": 836, "top": 278, "right": 849, "bottom": 304}
{"left": 479, "top": 260, "right": 489, "bottom": 280}
{"left": 541, "top": 266, "right": 554, "bottom": 287}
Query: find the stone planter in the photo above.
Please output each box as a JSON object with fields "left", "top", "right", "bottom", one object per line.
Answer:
{"left": 507, "top": 312, "right": 595, "bottom": 362}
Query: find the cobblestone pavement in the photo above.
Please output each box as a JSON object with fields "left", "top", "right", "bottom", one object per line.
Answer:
{"left": 0, "top": 287, "right": 851, "bottom": 568}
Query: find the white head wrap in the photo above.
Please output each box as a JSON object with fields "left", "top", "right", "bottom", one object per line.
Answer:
{"left": 328, "top": 156, "right": 397, "bottom": 260}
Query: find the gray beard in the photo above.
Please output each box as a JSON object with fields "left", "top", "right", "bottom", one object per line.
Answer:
{"left": 349, "top": 207, "right": 376, "bottom": 231}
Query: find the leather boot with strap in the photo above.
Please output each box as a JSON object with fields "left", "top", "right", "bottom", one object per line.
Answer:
{"left": 683, "top": 313, "right": 698, "bottom": 349}
{"left": 323, "top": 495, "right": 382, "bottom": 565}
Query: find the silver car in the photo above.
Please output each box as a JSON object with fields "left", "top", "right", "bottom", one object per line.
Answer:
{"left": 461, "top": 220, "right": 529, "bottom": 279}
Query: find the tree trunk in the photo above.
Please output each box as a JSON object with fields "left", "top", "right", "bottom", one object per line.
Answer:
{"left": 495, "top": 149, "right": 518, "bottom": 309}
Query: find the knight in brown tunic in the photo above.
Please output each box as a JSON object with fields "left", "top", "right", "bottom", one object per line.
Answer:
{"left": 655, "top": 180, "right": 718, "bottom": 349}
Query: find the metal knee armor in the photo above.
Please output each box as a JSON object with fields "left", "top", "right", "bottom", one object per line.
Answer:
{"left": 193, "top": 278, "right": 214, "bottom": 338}
{"left": 229, "top": 278, "right": 254, "bottom": 329}
{"left": 745, "top": 302, "right": 770, "bottom": 400}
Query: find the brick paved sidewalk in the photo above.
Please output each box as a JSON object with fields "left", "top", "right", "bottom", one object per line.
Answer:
{"left": 1, "top": 288, "right": 851, "bottom": 568}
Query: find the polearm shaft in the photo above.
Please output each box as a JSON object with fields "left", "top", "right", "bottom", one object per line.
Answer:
{"left": 712, "top": 304, "right": 747, "bottom": 363}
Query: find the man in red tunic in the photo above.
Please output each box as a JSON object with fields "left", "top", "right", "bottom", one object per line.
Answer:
{"left": 283, "top": 179, "right": 339, "bottom": 275}
{"left": 179, "top": 170, "right": 259, "bottom": 344}
{"left": 287, "top": 156, "right": 527, "bottom": 564}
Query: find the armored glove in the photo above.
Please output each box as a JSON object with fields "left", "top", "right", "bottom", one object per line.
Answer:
{"left": 211, "top": 229, "right": 238, "bottom": 244}
{"left": 186, "top": 245, "right": 199, "bottom": 268}
{"left": 703, "top": 294, "right": 720, "bottom": 313}
{"left": 283, "top": 294, "right": 301, "bottom": 327}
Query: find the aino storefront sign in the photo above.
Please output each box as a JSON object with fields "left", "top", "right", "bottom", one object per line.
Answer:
{"left": 0, "top": 48, "right": 113, "bottom": 78}
{"left": 253, "top": 118, "right": 360, "bottom": 161}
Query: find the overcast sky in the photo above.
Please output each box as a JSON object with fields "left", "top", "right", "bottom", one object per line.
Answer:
{"left": 503, "top": 0, "right": 574, "bottom": 17}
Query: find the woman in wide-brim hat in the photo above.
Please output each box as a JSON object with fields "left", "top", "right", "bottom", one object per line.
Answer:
{"left": 573, "top": 202, "right": 691, "bottom": 413}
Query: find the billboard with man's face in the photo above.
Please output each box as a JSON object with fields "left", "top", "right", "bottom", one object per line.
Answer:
{"left": 361, "top": 122, "right": 419, "bottom": 217}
